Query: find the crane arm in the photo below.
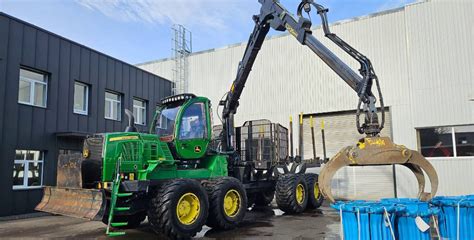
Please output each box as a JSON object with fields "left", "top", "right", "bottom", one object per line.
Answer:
{"left": 218, "top": 0, "right": 438, "bottom": 202}
{"left": 220, "top": 0, "right": 385, "bottom": 151}
{"left": 219, "top": 13, "right": 271, "bottom": 151}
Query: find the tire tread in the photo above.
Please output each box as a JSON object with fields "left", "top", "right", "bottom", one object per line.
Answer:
{"left": 305, "top": 173, "right": 324, "bottom": 209}
{"left": 147, "top": 179, "right": 208, "bottom": 240}
{"left": 202, "top": 177, "right": 247, "bottom": 230}
{"left": 275, "top": 174, "right": 308, "bottom": 214}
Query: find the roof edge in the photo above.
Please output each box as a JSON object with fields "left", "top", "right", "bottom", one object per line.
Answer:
{"left": 0, "top": 11, "right": 173, "bottom": 84}
{"left": 137, "top": 1, "right": 425, "bottom": 66}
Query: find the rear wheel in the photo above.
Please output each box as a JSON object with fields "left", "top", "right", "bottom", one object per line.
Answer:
{"left": 148, "top": 179, "right": 209, "bottom": 239}
{"left": 305, "top": 173, "right": 324, "bottom": 209}
{"left": 275, "top": 174, "right": 308, "bottom": 214}
{"left": 202, "top": 177, "right": 247, "bottom": 230}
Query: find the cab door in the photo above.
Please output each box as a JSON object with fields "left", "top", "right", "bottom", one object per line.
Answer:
{"left": 175, "top": 100, "right": 211, "bottom": 159}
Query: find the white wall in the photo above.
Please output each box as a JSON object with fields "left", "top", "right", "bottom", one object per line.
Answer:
{"left": 138, "top": 0, "right": 474, "bottom": 197}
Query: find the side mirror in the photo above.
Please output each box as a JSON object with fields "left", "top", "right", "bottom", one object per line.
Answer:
{"left": 124, "top": 109, "right": 138, "bottom": 132}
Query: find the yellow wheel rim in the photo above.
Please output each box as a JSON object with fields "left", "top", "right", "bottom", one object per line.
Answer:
{"left": 296, "top": 183, "right": 305, "bottom": 205}
{"left": 314, "top": 182, "right": 320, "bottom": 199}
{"left": 223, "top": 189, "right": 241, "bottom": 217}
{"left": 176, "top": 193, "right": 200, "bottom": 225}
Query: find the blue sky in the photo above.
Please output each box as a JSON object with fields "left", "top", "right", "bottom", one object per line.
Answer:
{"left": 1, "top": 0, "right": 413, "bottom": 64}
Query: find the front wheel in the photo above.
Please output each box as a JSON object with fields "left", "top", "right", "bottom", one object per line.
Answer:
{"left": 203, "top": 177, "right": 247, "bottom": 230}
{"left": 147, "top": 179, "right": 209, "bottom": 239}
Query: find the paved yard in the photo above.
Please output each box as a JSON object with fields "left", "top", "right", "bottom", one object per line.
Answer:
{"left": 0, "top": 204, "right": 341, "bottom": 239}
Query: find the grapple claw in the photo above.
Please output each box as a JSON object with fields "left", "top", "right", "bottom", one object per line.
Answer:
{"left": 406, "top": 151, "right": 439, "bottom": 201}
{"left": 318, "top": 147, "right": 352, "bottom": 203}
{"left": 403, "top": 163, "right": 426, "bottom": 198}
{"left": 319, "top": 137, "right": 438, "bottom": 202}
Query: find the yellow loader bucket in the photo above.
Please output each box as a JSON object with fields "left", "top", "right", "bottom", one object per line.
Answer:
{"left": 35, "top": 187, "right": 105, "bottom": 220}
{"left": 35, "top": 153, "right": 106, "bottom": 220}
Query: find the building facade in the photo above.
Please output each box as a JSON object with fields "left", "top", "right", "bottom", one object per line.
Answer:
{"left": 138, "top": 0, "right": 474, "bottom": 199}
{"left": 0, "top": 13, "right": 173, "bottom": 216}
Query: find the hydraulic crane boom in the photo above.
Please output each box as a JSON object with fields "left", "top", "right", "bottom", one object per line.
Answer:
{"left": 220, "top": 15, "right": 270, "bottom": 151}
{"left": 221, "top": 0, "right": 438, "bottom": 202}
{"left": 220, "top": 0, "right": 384, "bottom": 152}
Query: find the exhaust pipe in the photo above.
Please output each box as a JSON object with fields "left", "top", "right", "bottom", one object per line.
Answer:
{"left": 125, "top": 109, "right": 138, "bottom": 132}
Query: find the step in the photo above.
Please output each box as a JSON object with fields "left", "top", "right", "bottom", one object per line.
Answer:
{"left": 117, "top": 193, "right": 133, "bottom": 197}
{"left": 111, "top": 222, "right": 128, "bottom": 227}
{"left": 107, "top": 231, "right": 126, "bottom": 237}
{"left": 114, "top": 207, "right": 131, "bottom": 211}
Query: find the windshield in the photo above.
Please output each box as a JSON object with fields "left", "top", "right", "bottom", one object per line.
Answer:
{"left": 155, "top": 106, "right": 180, "bottom": 138}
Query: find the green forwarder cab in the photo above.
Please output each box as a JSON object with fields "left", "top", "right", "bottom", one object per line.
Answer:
{"left": 37, "top": 94, "right": 323, "bottom": 239}
{"left": 102, "top": 95, "right": 228, "bottom": 182}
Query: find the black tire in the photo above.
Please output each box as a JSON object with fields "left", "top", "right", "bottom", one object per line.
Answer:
{"left": 305, "top": 173, "right": 324, "bottom": 209}
{"left": 148, "top": 179, "right": 209, "bottom": 240}
{"left": 275, "top": 174, "right": 308, "bottom": 214}
{"left": 254, "top": 190, "right": 275, "bottom": 207}
{"left": 202, "top": 177, "right": 247, "bottom": 230}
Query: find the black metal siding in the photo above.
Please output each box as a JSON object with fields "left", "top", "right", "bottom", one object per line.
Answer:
{"left": 0, "top": 13, "right": 173, "bottom": 216}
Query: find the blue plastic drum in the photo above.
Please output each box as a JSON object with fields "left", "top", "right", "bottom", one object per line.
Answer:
{"left": 431, "top": 195, "right": 474, "bottom": 240}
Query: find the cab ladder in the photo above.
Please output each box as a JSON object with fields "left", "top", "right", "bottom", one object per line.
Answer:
{"left": 105, "top": 158, "right": 133, "bottom": 237}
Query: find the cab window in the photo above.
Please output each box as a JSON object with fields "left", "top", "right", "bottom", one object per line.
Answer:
{"left": 155, "top": 105, "right": 179, "bottom": 137}
{"left": 179, "top": 102, "right": 207, "bottom": 140}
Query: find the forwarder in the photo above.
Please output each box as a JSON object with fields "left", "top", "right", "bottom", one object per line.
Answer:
{"left": 36, "top": 0, "right": 439, "bottom": 239}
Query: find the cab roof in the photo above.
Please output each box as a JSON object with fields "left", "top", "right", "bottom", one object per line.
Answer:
{"left": 160, "top": 94, "right": 196, "bottom": 105}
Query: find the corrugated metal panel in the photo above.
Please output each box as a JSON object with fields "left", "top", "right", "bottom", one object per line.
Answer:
{"left": 138, "top": 0, "right": 474, "bottom": 198}
{"left": 405, "top": 0, "right": 474, "bottom": 128}
{"left": 138, "top": 8, "right": 410, "bottom": 133}
{"left": 138, "top": 59, "right": 174, "bottom": 83}
{"left": 301, "top": 110, "right": 394, "bottom": 200}
{"left": 395, "top": 157, "right": 474, "bottom": 197}
{"left": 394, "top": 0, "right": 474, "bottom": 198}
{"left": 302, "top": 111, "right": 392, "bottom": 158}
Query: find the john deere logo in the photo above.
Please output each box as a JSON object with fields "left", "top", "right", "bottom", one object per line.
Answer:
{"left": 83, "top": 149, "right": 90, "bottom": 158}
{"left": 194, "top": 146, "right": 202, "bottom": 153}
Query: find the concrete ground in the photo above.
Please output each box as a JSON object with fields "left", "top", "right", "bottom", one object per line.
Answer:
{"left": 0, "top": 203, "right": 341, "bottom": 240}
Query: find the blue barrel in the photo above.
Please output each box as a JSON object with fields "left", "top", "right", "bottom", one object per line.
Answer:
{"left": 431, "top": 195, "right": 474, "bottom": 240}
{"left": 333, "top": 199, "right": 439, "bottom": 240}
{"left": 331, "top": 201, "right": 397, "bottom": 240}
{"left": 381, "top": 198, "right": 438, "bottom": 240}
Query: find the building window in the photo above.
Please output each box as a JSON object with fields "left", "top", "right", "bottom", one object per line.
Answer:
{"left": 418, "top": 125, "right": 474, "bottom": 158}
{"left": 105, "top": 91, "right": 121, "bottom": 121}
{"left": 18, "top": 68, "right": 48, "bottom": 107}
{"left": 73, "top": 82, "right": 89, "bottom": 115}
{"left": 454, "top": 125, "right": 474, "bottom": 157}
{"left": 13, "top": 150, "right": 44, "bottom": 190}
{"left": 133, "top": 98, "right": 146, "bottom": 125}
